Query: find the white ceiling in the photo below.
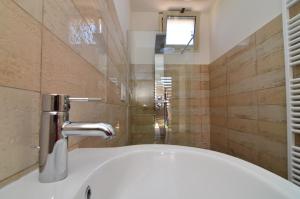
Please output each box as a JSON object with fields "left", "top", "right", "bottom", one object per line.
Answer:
{"left": 130, "top": 0, "right": 215, "bottom": 12}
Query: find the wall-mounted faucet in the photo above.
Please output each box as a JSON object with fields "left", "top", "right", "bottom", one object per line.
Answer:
{"left": 39, "top": 94, "right": 116, "bottom": 183}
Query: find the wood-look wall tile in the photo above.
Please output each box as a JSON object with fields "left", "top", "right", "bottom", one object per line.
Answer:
{"left": 227, "top": 91, "right": 257, "bottom": 106}
{"left": 228, "top": 60, "right": 256, "bottom": 85}
{"left": 210, "top": 107, "right": 227, "bottom": 117}
{"left": 227, "top": 118, "right": 258, "bottom": 134}
{"left": 255, "top": 15, "right": 282, "bottom": 45}
{"left": 210, "top": 96, "right": 227, "bottom": 107}
{"left": 0, "top": 0, "right": 41, "bottom": 91}
{"left": 258, "top": 105, "right": 286, "bottom": 122}
{"left": 258, "top": 121, "right": 286, "bottom": 143}
{"left": 211, "top": 125, "right": 228, "bottom": 153}
{"left": 211, "top": 85, "right": 227, "bottom": 97}
{"left": 225, "top": 35, "right": 256, "bottom": 61}
{"left": 228, "top": 106, "right": 258, "bottom": 120}
{"left": 210, "top": 74, "right": 227, "bottom": 89}
{"left": 255, "top": 68, "right": 285, "bottom": 90}
{"left": 228, "top": 129, "right": 259, "bottom": 163}
{"left": 211, "top": 116, "right": 227, "bottom": 127}
{"left": 257, "top": 86, "right": 286, "bottom": 105}
{"left": 210, "top": 16, "right": 286, "bottom": 177}
{"left": 256, "top": 33, "right": 284, "bottom": 75}
{"left": 229, "top": 76, "right": 257, "bottom": 95}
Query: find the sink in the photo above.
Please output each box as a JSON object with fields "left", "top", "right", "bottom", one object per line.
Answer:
{"left": 1, "top": 145, "right": 300, "bottom": 199}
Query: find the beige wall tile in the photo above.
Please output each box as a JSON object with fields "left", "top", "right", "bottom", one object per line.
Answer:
{"left": 227, "top": 118, "right": 257, "bottom": 134}
{"left": 41, "top": 29, "right": 106, "bottom": 99}
{"left": 0, "top": 87, "right": 40, "bottom": 181}
{"left": 209, "top": 15, "right": 287, "bottom": 177}
{"left": 0, "top": 0, "right": 41, "bottom": 91}
{"left": 211, "top": 116, "right": 227, "bottom": 126}
{"left": 257, "top": 86, "right": 286, "bottom": 105}
{"left": 255, "top": 15, "right": 282, "bottom": 45}
{"left": 0, "top": 0, "right": 129, "bottom": 186}
{"left": 210, "top": 96, "right": 227, "bottom": 107}
{"left": 211, "top": 125, "right": 228, "bottom": 153}
{"left": 228, "top": 129, "right": 259, "bottom": 163}
{"left": 211, "top": 85, "right": 227, "bottom": 97}
{"left": 13, "top": 0, "right": 43, "bottom": 22}
{"left": 228, "top": 91, "right": 257, "bottom": 106}
{"left": 255, "top": 68, "right": 285, "bottom": 90}
{"left": 225, "top": 35, "right": 256, "bottom": 60}
{"left": 210, "top": 74, "right": 226, "bottom": 89}
{"left": 229, "top": 76, "right": 257, "bottom": 95}
{"left": 258, "top": 121, "right": 286, "bottom": 143}
{"left": 228, "top": 106, "right": 258, "bottom": 120}
{"left": 228, "top": 60, "right": 256, "bottom": 85}
{"left": 258, "top": 105, "right": 286, "bottom": 122}
{"left": 256, "top": 33, "right": 284, "bottom": 75}
{"left": 44, "top": 0, "right": 108, "bottom": 75}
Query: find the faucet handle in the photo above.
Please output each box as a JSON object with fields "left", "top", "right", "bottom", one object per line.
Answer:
{"left": 68, "top": 97, "right": 103, "bottom": 102}
{"left": 42, "top": 94, "right": 103, "bottom": 112}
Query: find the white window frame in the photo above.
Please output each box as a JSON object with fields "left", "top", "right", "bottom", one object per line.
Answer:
{"left": 160, "top": 11, "right": 200, "bottom": 52}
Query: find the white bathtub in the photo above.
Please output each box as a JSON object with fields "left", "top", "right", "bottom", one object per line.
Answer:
{"left": 1, "top": 145, "right": 300, "bottom": 199}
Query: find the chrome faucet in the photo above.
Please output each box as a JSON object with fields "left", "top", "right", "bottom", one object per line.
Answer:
{"left": 38, "top": 94, "right": 116, "bottom": 183}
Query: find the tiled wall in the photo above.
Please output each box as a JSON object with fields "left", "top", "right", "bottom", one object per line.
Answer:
{"left": 165, "top": 64, "right": 210, "bottom": 148}
{"left": 209, "top": 16, "right": 287, "bottom": 177}
{"left": 0, "top": 0, "right": 129, "bottom": 186}
{"left": 130, "top": 64, "right": 155, "bottom": 144}
{"left": 129, "top": 64, "right": 210, "bottom": 148}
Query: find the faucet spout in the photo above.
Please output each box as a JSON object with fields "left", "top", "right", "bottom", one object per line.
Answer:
{"left": 39, "top": 94, "right": 116, "bottom": 183}
{"left": 62, "top": 122, "right": 115, "bottom": 139}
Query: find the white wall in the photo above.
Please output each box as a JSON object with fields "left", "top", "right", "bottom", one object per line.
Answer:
{"left": 130, "top": 12, "right": 160, "bottom": 31}
{"left": 129, "top": 11, "right": 211, "bottom": 65}
{"left": 165, "top": 11, "right": 211, "bottom": 65}
{"left": 210, "top": 0, "right": 282, "bottom": 62}
{"left": 129, "top": 31, "right": 157, "bottom": 64}
{"left": 113, "top": 0, "right": 131, "bottom": 41}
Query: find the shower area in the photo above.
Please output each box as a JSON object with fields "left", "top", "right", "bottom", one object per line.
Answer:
{"left": 129, "top": 9, "right": 210, "bottom": 148}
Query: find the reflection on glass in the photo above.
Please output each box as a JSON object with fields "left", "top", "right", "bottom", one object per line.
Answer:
{"left": 154, "top": 53, "right": 172, "bottom": 143}
{"left": 69, "top": 18, "right": 102, "bottom": 45}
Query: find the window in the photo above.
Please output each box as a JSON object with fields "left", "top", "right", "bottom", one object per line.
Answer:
{"left": 160, "top": 11, "right": 200, "bottom": 51}
{"left": 166, "top": 16, "right": 196, "bottom": 46}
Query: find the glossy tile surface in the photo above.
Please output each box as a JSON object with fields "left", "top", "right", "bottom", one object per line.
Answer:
{"left": 0, "top": 0, "right": 129, "bottom": 186}
{"left": 0, "top": 87, "right": 39, "bottom": 181}
{"left": 0, "top": 0, "right": 41, "bottom": 91}
{"left": 130, "top": 64, "right": 210, "bottom": 148}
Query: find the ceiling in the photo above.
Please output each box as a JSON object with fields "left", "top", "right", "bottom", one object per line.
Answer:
{"left": 130, "top": 0, "right": 215, "bottom": 12}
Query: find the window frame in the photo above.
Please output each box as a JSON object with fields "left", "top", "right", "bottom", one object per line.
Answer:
{"left": 160, "top": 11, "right": 200, "bottom": 52}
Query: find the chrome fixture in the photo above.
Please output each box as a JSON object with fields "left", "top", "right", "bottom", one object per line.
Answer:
{"left": 39, "top": 94, "right": 116, "bottom": 183}
{"left": 181, "top": 34, "right": 195, "bottom": 54}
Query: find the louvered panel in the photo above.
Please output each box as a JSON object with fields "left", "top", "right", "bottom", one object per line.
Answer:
{"left": 291, "top": 146, "right": 300, "bottom": 185}
{"left": 280, "top": 0, "right": 300, "bottom": 186}
{"left": 287, "top": 0, "right": 300, "bottom": 8}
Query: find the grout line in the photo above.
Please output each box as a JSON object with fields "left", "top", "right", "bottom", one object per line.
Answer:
{"left": 40, "top": 0, "right": 45, "bottom": 95}
{"left": 11, "top": 0, "right": 43, "bottom": 26}
{"left": 0, "top": 163, "right": 38, "bottom": 189}
{"left": 0, "top": 85, "right": 40, "bottom": 94}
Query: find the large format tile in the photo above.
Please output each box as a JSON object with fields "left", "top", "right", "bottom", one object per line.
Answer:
{"left": 13, "top": 0, "right": 43, "bottom": 22}
{"left": 41, "top": 29, "right": 106, "bottom": 99}
{"left": 209, "top": 15, "right": 287, "bottom": 177}
{"left": 0, "top": 87, "right": 40, "bottom": 181}
{"left": 0, "top": 0, "right": 41, "bottom": 91}
{"left": 43, "top": 0, "right": 108, "bottom": 75}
